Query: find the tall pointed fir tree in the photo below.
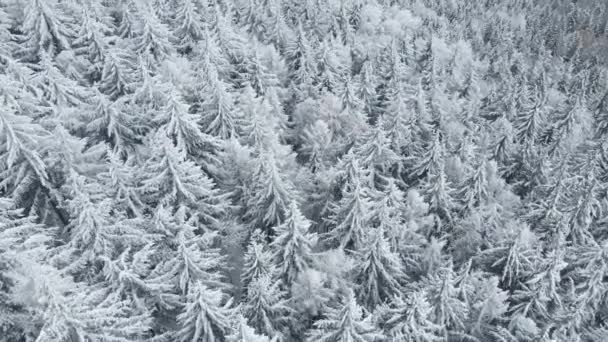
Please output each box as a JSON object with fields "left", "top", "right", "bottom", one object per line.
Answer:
{"left": 175, "top": 280, "right": 235, "bottom": 342}
{"left": 353, "top": 228, "right": 406, "bottom": 310}
{"left": 244, "top": 150, "right": 298, "bottom": 233}
{"left": 307, "top": 289, "right": 383, "bottom": 342}
{"left": 16, "top": 0, "right": 74, "bottom": 61}
{"left": 241, "top": 229, "right": 277, "bottom": 290}
{"left": 139, "top": 133, "right": 227, "bottom": 220}
{"left": 242, "top": 275, "right": 292, "bottom": 340}
{"left": 270, "top": 201, "right": 318, "bottom": 286}
{"left": 325, "top": 158, "right": 374, "bottom": 250}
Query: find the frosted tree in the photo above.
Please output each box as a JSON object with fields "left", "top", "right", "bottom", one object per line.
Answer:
{"left": 114, "top": 0, "right": 139, "bottom": 39}
{"left": 57, "top": 169, "right": 126, "bottom": 276}
{"left": 0, "top": 100, "right": 49, "bottom": 210}
{"left": 419, "top": 265, "right": 470, "bottom": 338}
{"left": 419, "top": 157, "right": 457, "bottom": 226}
{"left": 307, "top": 290, "right": 383, "bottom": 342}
{"left": 316, "top": 39, "right": 345, "bottom": 93}
{"left": 175, "top": 281, "right": 235, "bottom": 342}
{"left": 378, "top": 290, "right": 443, "bottom": 342}
{"left": 31, "top": 53, "right": 90, "bottom": 107}
{"left": 244, "top": 151, "right": 298, "bottom": 232}
{"left": 0, "top": 198, "right": 50, "bottom": 340}
{"left": 325, "top": 168, "right": 374, "bottom": 250}
{"left": 34, "top": 283, "right": 152, "bottom": 341}
{"left": 357, "top": 60, "right": 377, "bottom": 117}
{"left": 241, "top": 229, "right": 277, "bottom": 290}
{"left": 263, "top": 0, "right": 293, "bottom": 49}
{"left": 98, "top": 47, "right": 139, "bottom": 100}
{"left": 16, "top": 0, "right": 74, "bottom": 61}
{"left": 351, "top": 125, "right": 401, "bottom": 181}
{"left": 243, "top": 275, "right": 292, "bottom": 339}
{"left": 72, "top": 5, "right": 113, "bottom": 82}
{"left": 154, "top": 90, "right": 217, "bottom": 157}
{"left": 99, "top": 244, "right": 156, "bottom": 313}
{"left": 170, "top": 0, "right": 205, "bottom": 54}
{"left": 285, "top": 21, "right": 315, "bottom": 87}
{"left": 197, "top": 65, "right": 241, "bottom": 139}
{"left": 146, "top": 206, "right": 229, "bottom": 308}
{"left": 510, "top": 249, "right": 566, "bottom": 327}
{"left": 85, "top": 91, "right": 140, "bottom": 154}
{"left": 96, "top": 151, "right": 144, "bottom": 217}
{"left": 134, "top": 2, "right": 174, "bottom": 63}
{"left": 479, "top": 225, "right": 540, "bottom": 289}
{"left": 140, "top": 134, "right": 227, "bottom": 219}
{"left": 270, "top": 201, "right": 318, "bottom": 285}
{"left": 241, "top": 42, "right": 280, "bottom": 96}
{"left": 227, "top": 315, "right": 272, "bottom": 342}
{"left": 353, "top": 228, "right": 406, "bottom": 310}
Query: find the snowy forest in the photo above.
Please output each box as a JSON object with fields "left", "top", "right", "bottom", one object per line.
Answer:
{"left": 2, "top": 0, "right": 608, "bottom": 341}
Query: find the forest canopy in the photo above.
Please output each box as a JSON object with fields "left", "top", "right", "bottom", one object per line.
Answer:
{"left": 1, "top": 0, "right": 608, "bottom": 341}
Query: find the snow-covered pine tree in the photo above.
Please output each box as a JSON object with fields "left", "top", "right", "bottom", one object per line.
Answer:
{"left": 227, "top": 314, "right": 272, "bottom": 342}
{"left": 146, "top": 206, "right": 229, "bottom": 307}
{"left": 175, "top": 280, "right": 235, "bottom": 342}
{"left": 377, "top": 290, "right": 443, "bottom": 341}
{"left": 242, "top": 275, "right": 292, "bottom": 340}
{"left": 306, "top": 289, "right": 383, "bottom": 342}
{"left": 0, "top": 198, "right": 51, "bottom": 340}
{"left": 133, "top": 1, "right": 174, "bottom": 64}
{"left": 270, "top": 201, "right": 317, "bottom": 286}
{"left": 352, "top": 227, "right": 406, "bottom": 310}
{"left": 241, "top": 229, "right": 276, "bottom": 289}
{"left": 15, "top": 0, "right": 74, "bottom": 61}
{"left": 244, "top": 151, "right": 298, "bottom": 233}
{"left": 169, "top": 0, "right": 205, "bottom": 54}
{"left": 325, "top": 167, "right": 373, "bottom": 251}
{"left": 140, "top": 134, "right": 227, "bottom": 219}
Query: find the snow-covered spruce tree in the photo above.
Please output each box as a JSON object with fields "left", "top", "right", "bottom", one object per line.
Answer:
{"left": 98, "top": 46, "right": 139, "bottom": 100}
{"left": 242, "top": 275, "right": 292, "bottom": 340}
{"left": 175, "top": 280, "right": 235, "bottom": 342}
{"left": 306, "top": 289, "right": 383, "bottom": 342}
{"left": 139, "top": 133, "right": 227, "bottom": 220}
{"left": 377, "top": 290, "right": 443, "bottom": 342}
{"left": 15, "top": 0, "right": 74, "bottom": 61}
{"left": 72, "top": 5, "right": 113, "bottom": 82}
{"left": 352, "top": 227, "right": 406, "bottom": 310}
{"left": 270, "top": 201, "right": 317, "bottom": 286}
{"left": 0, "top": 198, "right": 51, "bottom": 340}
{"left": 133, "top": 1, "right": 174, "bottom": 64}
{"left": 227, "top": 314, "right": 272, "bottom": 342}
{"left": 241, "top": 229, "right": 276, "bottom": 290}
{"left": 169, "top": 0, "right": 206, "bottom": 54}
{"left": 325, "top": 156, "right": 374, "bottom": 251}
{"left": 85, "top": 90, "right": 140, "bottom": 154}
{"left": 244, "top": 150, "right": 298, "bottom": 233}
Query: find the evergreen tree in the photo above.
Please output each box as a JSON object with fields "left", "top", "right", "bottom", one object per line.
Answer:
{"left": 170, "top": 0, "right": 205, "bottom": 54}
{"left": 244, "top": 151, "right": 298, "bottom": 232}
{"left": 271, "top": 201, "right": 318, "bottom": 286}
{"left": 241, "top": 229, "right": 277, "bottom": 290}
{"left": 175, "top": 281, "right": 235, "bottom": 342}
{"left": 134, "top": 2, "right": 174, "bottom": 64}
{"left": 140, "top": 134, "right": 227, "bottom": 218}
{"left": 325, "top": 170, "right": 373, "bottom": 251}
{"left": 243, "top": 275, "right": 292, "bottom": 340}
{"left": 16, "top": 0, "right": 74, "bottom": 61}
{"left": 227, "top": 315, "right": 272, "bottom": 342}
{"left": 147, "top": 206, "right": 229, "bottom": 307}
{"left": 353, "top": 228, "right": 406, "bottom": 310}
{"left": 307, "top": 290, "right": 383, "bottom": 342}
{"left": 378, "top": 290, "right": 443, "bottom": 342}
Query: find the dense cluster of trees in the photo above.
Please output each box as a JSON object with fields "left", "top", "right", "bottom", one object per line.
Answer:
{"left": 2, "top": 0, "right": 608, "bottom": 341}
